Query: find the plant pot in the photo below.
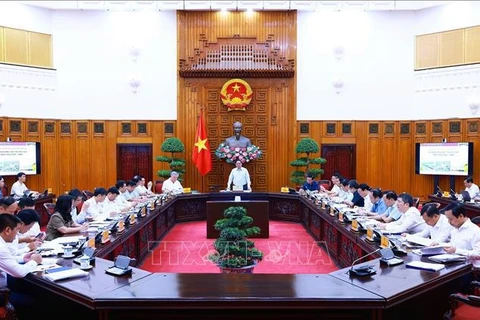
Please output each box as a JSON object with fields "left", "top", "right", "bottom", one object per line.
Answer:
{"left": 219, "top": 263, "right": 256, "bottom": 274}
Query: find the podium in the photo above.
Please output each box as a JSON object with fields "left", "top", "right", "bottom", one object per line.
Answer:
{"left": 206, "top": 200, "right": 269, "bottom": 238}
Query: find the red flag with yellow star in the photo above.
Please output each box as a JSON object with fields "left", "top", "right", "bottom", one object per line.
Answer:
{"left": 192, "top": 112, "right": 212, "bottom": 176}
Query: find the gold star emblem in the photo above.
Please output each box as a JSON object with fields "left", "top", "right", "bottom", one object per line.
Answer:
{"left": 194, "top": 137, "right": 208, "bottom": 152}
{"left": 231, "top": 83, "right": 241, "bottom": 92}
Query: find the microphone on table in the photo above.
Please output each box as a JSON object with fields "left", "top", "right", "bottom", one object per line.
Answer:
{"left": 450, "top": 189, "right": 458, "bottom": 200}
{"left": 437, "top": 186, "right": 443, "bottom": 197}
{"left": 348, "top": 248, "right": 381, "bottom": 277}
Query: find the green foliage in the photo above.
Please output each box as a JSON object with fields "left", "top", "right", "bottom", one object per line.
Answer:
{"left": 209, "top": 206, "right": 263, "bottom": 268}
{"left": 289, "top": 138, "right": 326, "bottom": 185}
{"left": 156, "top": 137, "right": 186, "bottom": 181}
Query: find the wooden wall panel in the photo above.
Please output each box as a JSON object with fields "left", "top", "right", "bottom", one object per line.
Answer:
{"left": 465, "top": 26, "right": 480, "bottom": 63}
{"left": 59, "top": 136, "right": 74, "bottom": 195}
{"left": 74, "top": 135, "right": 91, "bottom": 192}
{"left": 415, "top": 33, "right": 439, "bottom": 70}
{"left": 2, "top": 116, "right": 480, "bottom": 202}
{"left": 440, "top": 29, "right": 464, "bottom": 67}
{"left": 177, "top": 11, "right": 297, "bottom": 192}
{"left": 28, "top": 32, "right": 53, "bottom": 68}
{"left": 4, "top": 27, "right": 28, "bottom": 65}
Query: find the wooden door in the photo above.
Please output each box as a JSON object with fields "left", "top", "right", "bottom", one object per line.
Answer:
{"left": 321, "top": 145, "right": 356, "bottom": 181}
{"left": 117, "top": 144, "right": 152, "bottom": 182}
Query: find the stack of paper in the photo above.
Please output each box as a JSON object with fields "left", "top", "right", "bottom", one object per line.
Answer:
{"left": 406, "top": 261, "right": 445, "bottom": 272}
{"left": 428, "top": 254, "right": 467, "bottom": 263}
{"left": 44, "top": 267, "right": 89, "bottom": 281}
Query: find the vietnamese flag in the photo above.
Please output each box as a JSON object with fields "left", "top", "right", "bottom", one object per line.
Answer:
{"left": 192, "top": 112, "right": 212, "bottom": 176}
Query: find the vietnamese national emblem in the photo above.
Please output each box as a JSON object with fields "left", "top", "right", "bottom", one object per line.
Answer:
{"left": 220, "top": 79, "right": 253, "bottom": 111}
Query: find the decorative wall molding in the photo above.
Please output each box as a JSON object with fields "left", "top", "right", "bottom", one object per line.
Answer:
{"left": 414, "top": 64, "right": 480, "bottom": 93}
{"left": 0, "top": 64, "right": 57, "bottom": 91}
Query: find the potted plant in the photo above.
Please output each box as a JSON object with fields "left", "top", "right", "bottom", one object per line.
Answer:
{"left": 289, "top": 138, "right": 327, "bottom": 186}
{"left": 209, "top": 206, "right": 263, "bottom": 273}
{"left": 156, "top": 137, "right": 186, "bottom": 181}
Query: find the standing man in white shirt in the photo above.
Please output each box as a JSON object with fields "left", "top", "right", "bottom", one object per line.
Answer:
{"left": 162, "top": 171, "right": 184, "bottom": 195}
{"left": 443, "top": 201, "right": 480, "bottom": 268}
{"left": 227, "top": 160, "right": 251, "bottom": 191}
{"left": 464, "top": 177, "right": 480, "bottom": 199}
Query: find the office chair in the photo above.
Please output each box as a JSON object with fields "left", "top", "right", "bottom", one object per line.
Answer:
{"left": 0, "top": 287, "right": 17, "bottom": 320}
{"left": 444, "top": 281, "right": 480, "bottom": 319}
{"left": 43, "top": 202, "right": 56, "bottom": 216}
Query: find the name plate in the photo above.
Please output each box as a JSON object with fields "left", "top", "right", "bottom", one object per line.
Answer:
{"left": 366, "top": 228, "right": 374, "bottom": 241}
{"left": 338, "top": 211, "right": 344, "bottom": 223}
{"left": 130, "top": 214, "right": 136, "bottom": 225}
{"left": 141, "top": 206, "right": 147, "bottom": 217}
{"left": 329, "top": 207, "right": 335, "bottom": 216}
{"left": 101, "top": 230, "right": 110, "bottom": 244}
{"left": 87, "top": 238, "right": 95, "bottom": 249}
{"left": 380, "top": 235, "right": 390, "bottom": 248}
{"left": 321, "top": 202, "right": 326, "bottom": 209}
{"left": 183, "top": 187, "right": 191, "bottom": 193}
{"left": 118, "top": 220, "right": 125, "bottom": 232}
{"left": 351, "top": 220, "right": 359, "bottom": 232}
{"left": 281, "top": 187, "right": 289, "bottom": 193}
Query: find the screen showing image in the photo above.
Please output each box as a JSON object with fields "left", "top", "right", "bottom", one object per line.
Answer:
{"left": 416, "top": 142, "right": 472, "bottom": 176}
{"left": 0, "top": 142, "right": 41, "bottom": 176}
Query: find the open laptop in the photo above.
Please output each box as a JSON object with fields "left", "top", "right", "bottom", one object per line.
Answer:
{"left": 461, "top": 190, "right": 471, "bottom": 202}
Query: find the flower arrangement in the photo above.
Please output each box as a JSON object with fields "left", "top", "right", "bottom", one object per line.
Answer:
{"left": 215, "top": 143, "right": 262, "bottom": 164}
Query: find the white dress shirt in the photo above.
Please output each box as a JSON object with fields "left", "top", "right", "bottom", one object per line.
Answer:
{"left": 385, "top": 207, "right": 426, "bottom": 234}
{"left": 162, "top": 179, "right": 183, "bottom": 194}
{"left": 103, "top": 198, "right": 120, "bottom": 216}
{"left": 449, "top": 219, "right": 480, "bottom": 268}
{"left": 115, "top": 192, "right": 132, "bottom": 210}
{"left": 11, "top": 181, "right": 28, "bottom": 197}
{"left": 82, "top": 197, "right": 104, "bottom": 219}
{"left": 466, "top": 184, "right": 480, "bottom": 198}
{"left": 414, "top": 214, "right": 452, "bottom": 244}
{"left": 0, "top": 237, "right": 38, "bottom": 288}
{"left": 227, "top": 167, "right": 251, "bottom": 189}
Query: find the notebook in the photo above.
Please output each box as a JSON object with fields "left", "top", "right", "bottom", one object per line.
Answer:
{"left": 412, "top": 246, "right": 446, "bottom": 256}
{"left": 427, "top": 254, "right": 467, "bottom": 264}
{"left": 44, "top": 267, "right": 89, "bottom": 281}
{"left": 406, "top": 261, "right": 445, "bottom": 272}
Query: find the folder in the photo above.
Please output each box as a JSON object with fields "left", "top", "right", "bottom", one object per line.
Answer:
{"left": 406, "top": 261, "right": 445, "bottom": 272}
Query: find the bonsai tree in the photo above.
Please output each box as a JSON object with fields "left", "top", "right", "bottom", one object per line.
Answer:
{"left": 156, "top": 137, "right": 186, "bottom": 181}
{"left": 289, "top": 138, "right": 327, "bottom": 185}
{"left": 209, "top": 206, "right": 263, "bottom": 270}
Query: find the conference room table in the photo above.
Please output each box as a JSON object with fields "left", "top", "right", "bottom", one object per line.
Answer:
{"left": 428, "top": 194, "right": 480, "bottom": 219}
{"left": 21, "top": 192, "right": 474, "bottom": 319}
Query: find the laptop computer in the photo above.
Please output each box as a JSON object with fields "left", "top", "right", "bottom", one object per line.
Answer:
{"left": 461, "top": 190, "right": 471, "bottom": 202}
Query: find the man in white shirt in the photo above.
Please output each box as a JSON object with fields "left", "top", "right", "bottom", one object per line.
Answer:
{"left": 378, "top": 193, "right": 426, "bottom": 234}
{"left": 443, "top": 201, "right": 480, "bottom": 268}
{"left": 102, "top": 187, "right": 121, "bottom": 217}
{"left": 0, "top": 214, "right": 42, "bottom": 318}
{"left": 413, "top": 203, "right": 452, "bottom": 245}
{"left": 80, "top": 187, "right": 107, "bottom": 220}
{"left": 114, "top": 180, "right": 137, "bottom": 211}
{"left": 162, "top": 171, "right": 184, "bottom": 195}
{"left": 464, "top": 177, "right": 480, "bottom": 199}
{"left": 227, "top": 160, "right": 251, "bottom": 191}
{"left": 7, "top": 209, "right": 41, "bottom": 255}
{"left": 10, "top": 172, "right": 30, "bottom": 198}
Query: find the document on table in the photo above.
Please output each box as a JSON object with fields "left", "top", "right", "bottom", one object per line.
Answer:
{"left": 406, "top": 261, "right": 445, "bottom": 272}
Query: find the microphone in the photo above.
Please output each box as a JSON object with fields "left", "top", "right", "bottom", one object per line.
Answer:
{"left": 450, "top": 189, "right": 458, "bottom": 200}
{"left": 436, "top": 186, "right": 443, "bottom": 193}
{"left": 348, "top": 248, "right": 381, "bottom": 277}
